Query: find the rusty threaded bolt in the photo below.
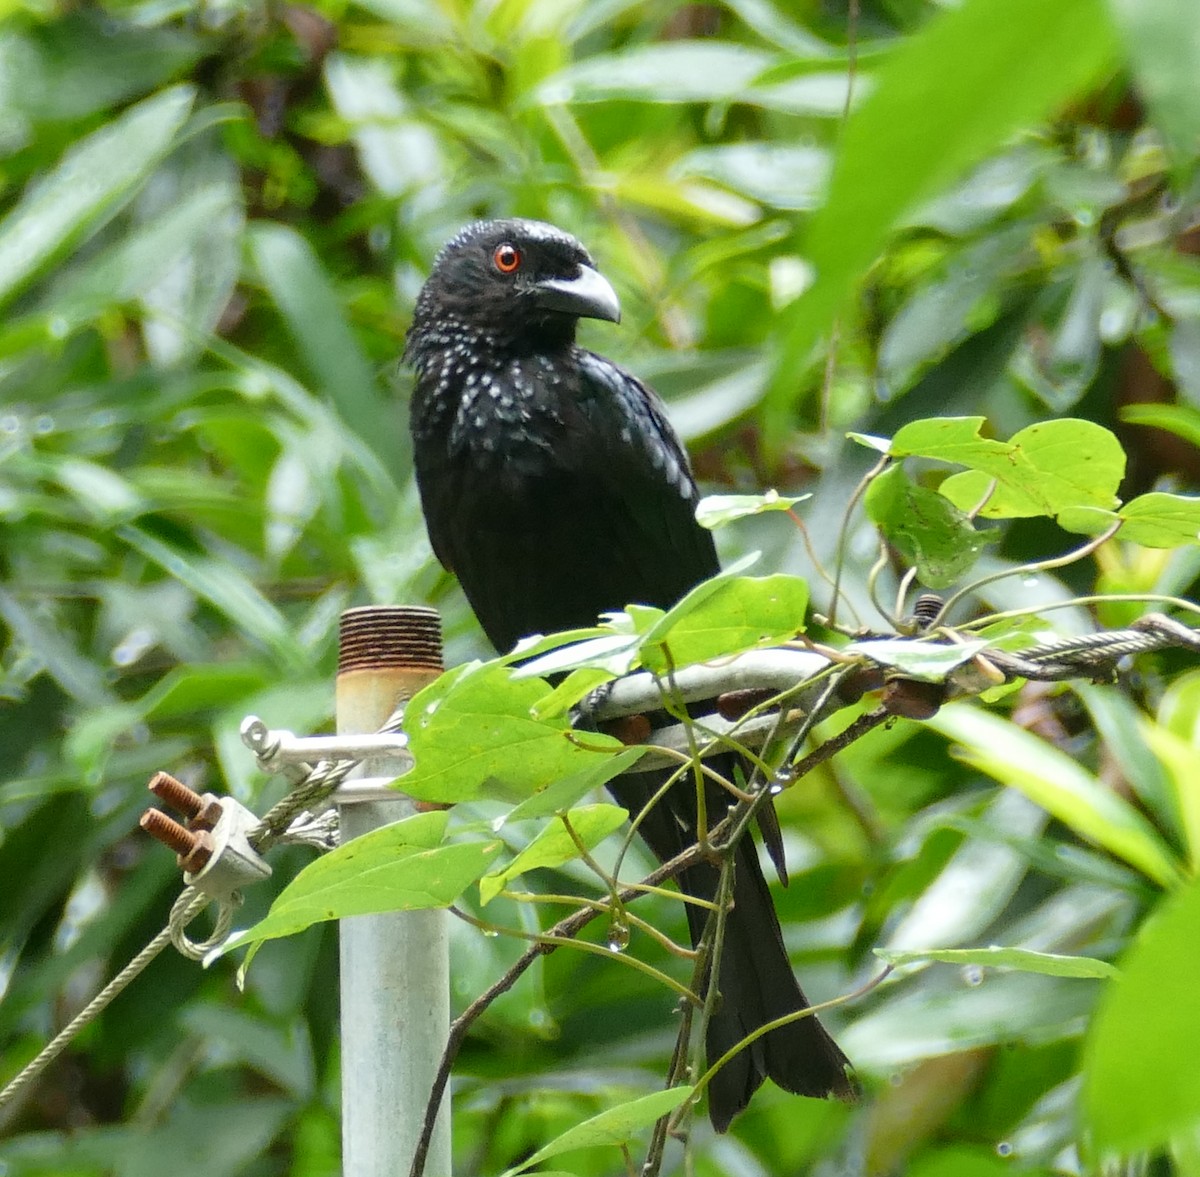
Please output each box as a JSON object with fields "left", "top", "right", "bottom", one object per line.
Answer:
{"left": 140, "top": 808, "right": 198, "bottom": 856}
{"left": 147, "top": 771, "right": 205, "bottom": 819}
{"left": 338, "top": 605, "right": 443, "bottom": 674}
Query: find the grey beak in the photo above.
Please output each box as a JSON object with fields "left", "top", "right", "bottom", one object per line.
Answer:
{"left": 532, "top": 264, "right": 621, "bottom": 324}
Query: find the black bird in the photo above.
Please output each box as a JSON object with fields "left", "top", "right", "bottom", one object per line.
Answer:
{"left": 406, "top": 218, "right": 854, "bottom": 1130}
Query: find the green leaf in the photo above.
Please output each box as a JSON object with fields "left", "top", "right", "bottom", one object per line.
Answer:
{"left": 904, "top": 418, "right": 1125, "bottom": 519}
{"left": 1084, "top": 876, "right": 1200, "bottom": 1151}
{"left": 501, "top": 748, "right": 647, "bottom": 824}
{"left": 767, "top": 0, "right": 1119, "bottom": 423}
{"left": 1121, "top": 402, "right": 1200, "bottom": 448}
{"left": 535, "top": 42, "right": 776, "bottom": 105}
{"left": 1055, "top": 505, "right": 1122, "bottom": 537}
{"left": 0, "top": 588, "right": 113, "bottom": 706}
{"left": 512, "top": 631, "right": 645, "bottom": 680}
{"left": 0, "top": 86, "right": 195, "bottom": 310}
{"left": 117, "top": 525, "right": 306, "bottom": 672}
{"left": 695, "top": 489, "right": 810, "bottom": 528}
{"left": 0, "top": 12, "right": 201, "bottom": 124}
{"left": 513, "top": 554, "right": 763, "bottom": 679}
{"left": 850, "top": 638, "right": 990, "bottom": 682}
{"left": 1107, "top": 0, "right": 1200, "bottom": 164}
{"left": 249, "top": 224, "right": 399, "bottom": 472}
{"left": 907, "top": 1145, "right": 1054, "bottom": 1177}
{"left": 639, "top": 573, "right": 808, "bottom": 674}
{"left": 480, "top": 803, "right": 629, "bottom": 904}
{"left": 180, "top": 1005, "right": 315, "bottom": 1099}
{"left": 50, "top": 458, "right": 145, "bottom": 521}
{"left": 847, "top": 431, "right": 894, "bottom": 454}
{"left": 1117, "top": 492, "right": 1200, "bottom": 548}
{"left": 529, "top": 667, "right": 617, "bottom": 719}
{"left": 1138, "top": 723, "right": 1200, "bottom": 874}
{"left": 930, "top": 704, "right": 1184, "bottom": 889}
{"left": 875, "top": 945, "right": 1118, "bottom": 980}
{"left": 675, "top": 144, "right": 829, "bottom": 211}
{"left": 141, "top": 663, "right": 271, "bottom": 721}
{"left": 43, "top": 180, "right": 239, "bottom": 330}
{"left": 224, "top": 812, "right": 502, "bottom": 953}
{"left": 501, "top": 1087, "right": 694, "bottom": 1176}
{"left": 878, "top": 225, "right": 1033, "bottom": 390}
{"left": 400, "top": 662, "right": 624, "bottom": 803}
{"left": 863, "top": 465, "right": 998, "bottom": 588}
{"left": 890, "top": 416, "right": 1008, "bottom": 466}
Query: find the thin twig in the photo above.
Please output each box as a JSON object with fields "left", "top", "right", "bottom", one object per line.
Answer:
{"left": 408, "top": 843, "right": 717, "bottom": 1177}
{"left": 931, "top": 522, "right": 1122, "bottom": 627}
{"left": 449, "top": 906, "right": 697, "bottom": 1001}
{"left": 829, "top": 453, "right": 890, "bottom": 628}
{"left": 668, "top": 966, "right": 894, "bottom": 1134}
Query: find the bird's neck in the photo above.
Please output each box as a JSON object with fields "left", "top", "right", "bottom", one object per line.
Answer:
{"left": 406, "top": 308, "right": 578, "bottom": 373}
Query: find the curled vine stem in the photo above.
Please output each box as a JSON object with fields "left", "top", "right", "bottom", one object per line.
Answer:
{"left": 559, "top": 811, "right": 628, "bottom": 932}
{"left": 789, "top": 506, "right": 842, "bottom": 605}
{"left": 964, "top": 476, "right": 999, "bottom": 521}
{"left": 956, "top": 591, "right": 1200, "bottom": 631}
{"left": 448, "top": 906, "right": 699, "bottom": 1004}
{"left": 865, "top": 538, "right": 899, "bottom": 629}
{"left": 829, "top": 452, "right": 891, "bottom": 628}
{"left": 930, "top": 521, "right": 1123, "bottom": 628}
{"left": 893, "top": 565, "right": 919, "bottom": 627}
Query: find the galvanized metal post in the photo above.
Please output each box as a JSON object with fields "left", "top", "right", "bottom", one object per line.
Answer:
{"left": 336, "top": 605, "right": 451, "bottom": 1177}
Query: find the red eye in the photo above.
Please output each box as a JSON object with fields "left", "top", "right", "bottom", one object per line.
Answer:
{"left": 493, "top": 243, "right": 522, "bottom": 273}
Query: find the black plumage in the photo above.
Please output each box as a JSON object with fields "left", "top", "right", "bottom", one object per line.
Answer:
{"left": 406, "top": 218, "right": 853, "bottom": 1130}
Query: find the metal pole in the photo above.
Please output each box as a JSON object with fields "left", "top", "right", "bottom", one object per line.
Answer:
{"left": 335, "top": 605, "right": 451, "bottom": 1177}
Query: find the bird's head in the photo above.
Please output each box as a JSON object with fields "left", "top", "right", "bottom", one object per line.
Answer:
{"left": 407, "top": 219, "right": 621, "bottom": 358}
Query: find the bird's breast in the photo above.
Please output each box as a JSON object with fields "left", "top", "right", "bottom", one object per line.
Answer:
{"left": 431, "top": 355, "right": 570, "bottom": 463}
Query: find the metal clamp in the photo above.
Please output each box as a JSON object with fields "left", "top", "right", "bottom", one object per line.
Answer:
{"left": 240, "top": 716, "right": 411, "bottom": 772}
{"left": 140, "top": 772, "right": 272, "bottom": 899}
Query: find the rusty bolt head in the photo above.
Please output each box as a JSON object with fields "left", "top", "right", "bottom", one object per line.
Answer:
{"left": 716, "top": 687, "right": 777, "bottom": 722}
{"left": 189, "top": 799, "right": 225, "bottom": 833}
{"left": 601, "top": 713, "right": 653, "bottom": 746}
{"left": 179, "top": 830, "right": 215, "bottom": 875}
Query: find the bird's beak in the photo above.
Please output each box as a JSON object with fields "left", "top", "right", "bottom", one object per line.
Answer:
{"left": 532, "top": 265, "right": 621, "bottom": 324}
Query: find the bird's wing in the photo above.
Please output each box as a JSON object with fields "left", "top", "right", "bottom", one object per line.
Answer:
{"left": 421, "top": 349, "right": 720, "bottom": 652}
{"left": 568, "top": 348, "right": 721, "bottom": 598}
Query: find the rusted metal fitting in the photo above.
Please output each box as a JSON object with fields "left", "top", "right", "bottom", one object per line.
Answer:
{"left": 140, "top": 805, "right": 217, "bottom": 873}
{"left": 140, "top": 772, "right": 271, "bottom": 897}
{"left": 338, "top": 605, "right": 443, "bottom": 675}
{"left": 179, "top": 830, "right": 216, "bottom": 874}
{"left": 600, "top": 713, "right": 652, "bottom": 746}
{"left": 335, "top": 606, "right": 444, "bottom": 808}
{"left": 147, "top": 771, "right": 203, "bottom": 818}
{"left": 140, "top": 808, "right": 199, "bottom": 858}
{"left": 147, "top": 771, "right": 224, "bottom": 831}
{"left": 715, "top": 687, "right": 777, "bottom": 722}
{"left": 180, "top": 796, "right": 271, "bottom": 895}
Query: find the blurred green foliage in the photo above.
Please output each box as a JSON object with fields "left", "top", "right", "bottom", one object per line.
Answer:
{"left": 1, "top": 0, "right": 1199, "bottom": 1173}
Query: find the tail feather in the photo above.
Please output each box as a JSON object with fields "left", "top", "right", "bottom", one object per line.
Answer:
{"left": 607, "top": 768, "right": 855, "bottom": 1131}
{"left": 699, "top": 841, "right": 855, "bottom": 1130}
